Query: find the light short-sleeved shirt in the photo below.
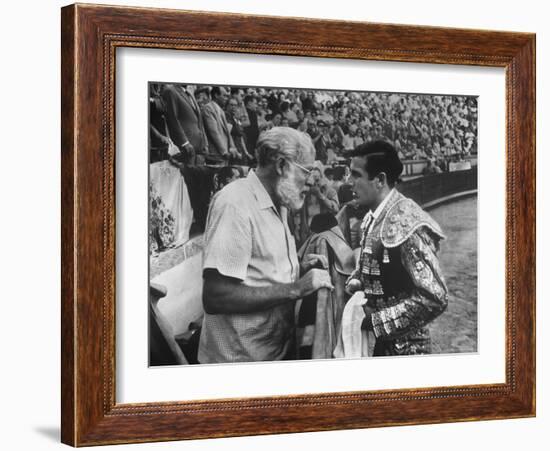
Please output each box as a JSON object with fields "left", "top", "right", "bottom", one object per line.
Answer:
{"left": 198, "top": 170, "right": 300, "bottom": 363}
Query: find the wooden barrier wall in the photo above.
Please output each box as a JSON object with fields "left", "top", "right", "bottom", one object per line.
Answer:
{"left": 398, "top": 167, "right": 478, "bottom": 208}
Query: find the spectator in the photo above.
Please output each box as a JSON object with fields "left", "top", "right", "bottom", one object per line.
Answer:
{"left": 149, "top": 83, "right": 172, "bottom": 163}
{"left": 226, "top": 98, "right": 254, "bottom": 164}
{"left": 331, "top": 166, "right": 347, "bottom": 193}
{"left": 422, "top": 159, "right": 443, "bottom": 175}
{"left": 230, "top": 87, "right": 250, "bottom": 128}
{"left": 281, "top": 101, "right": 298, "bottom": 125}
{"left": 302, "top": 91, "right": 316, "bottom": 113}
{"left": 161, "top": 84, "right": 209, "bottom": 165}
{"left": 194, "top": 86, "right": 210, "bottom": 108}
{"left": 271, "top": 113, "right": 283, "bottom": 127}
{"left": 202, "top": 86, "right": 239, "bottom": 163}
{"left": 295, "top": 166, "right": 340, "bottom": 245}
{"left": 353, "top": 128, "right": 365, "bottom": 148}
{"left": 324, "top": 167, "right": 334, "bottom": 184}
{"left": 314, "top": 121, "right": 332, "bottom": 164}
{"left": 243, "top": 95, "right": 260, "bottom": 154}
{"left": 342, "top": 126, "right": 355, "bottom": 151}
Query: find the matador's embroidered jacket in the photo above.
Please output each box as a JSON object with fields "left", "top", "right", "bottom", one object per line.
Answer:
{"left": 347, "top": 189, "right": 449, "bottom": 356}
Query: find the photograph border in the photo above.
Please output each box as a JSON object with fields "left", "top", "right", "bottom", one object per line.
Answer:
{"left": 61, "top": 3, "right": 535, "bottom": 446}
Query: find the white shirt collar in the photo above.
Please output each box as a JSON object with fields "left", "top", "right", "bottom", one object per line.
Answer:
{"left": 361, "top": 188, "right": 396, "bottom": 231}
{"left": 372, "top": 188, "right": 396, "bottom": 220}
{"left": 247, "top": 170, "right": 274, "bottom": 210}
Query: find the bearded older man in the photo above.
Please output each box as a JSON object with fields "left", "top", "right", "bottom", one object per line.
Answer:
{"left": 198, "top": 127, "right": 333, "bottom": 363}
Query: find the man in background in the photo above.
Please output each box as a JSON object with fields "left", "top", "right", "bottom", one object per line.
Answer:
{"left": 243, "top": 94, "right": 260, "bottom": 155}
{"left": 226, "top": 98, "right": 254, "bottom": 165}
{"left": 230, "top": 87, "right": 251, "bottom": 128}
{"left": 161, "top": 84, "right": 208, "bottom": 165}
{"left": 202, "top": 86, "right": 240, "bottom": 163}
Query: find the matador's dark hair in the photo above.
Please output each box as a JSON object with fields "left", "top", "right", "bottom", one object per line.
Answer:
{"left": 349, "top": 140, "right": 403, "bottom": 187}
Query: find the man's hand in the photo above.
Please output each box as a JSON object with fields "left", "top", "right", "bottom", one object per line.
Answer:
{"left": 345, "top": 277, "right": 363, "bottom": 295}
{"left": 301, "top": 253, "right": 328, "bottom": 273}
{"left": 177, "top": 142, "right": 196, "bottom": 163}
{"left": 296, "top": 268, "right": 333, "bottom": 298}
{"left": 361, "top": 303, "right": 376, "bottom": 331}
{"left": 181, "top": 142, "right": 195, "bottom": 155}
{"left": 309, "top": 184, "right": 321, "bottom": 198}
{"left": 167, "top": 142, "right": 180, "bottom": 157}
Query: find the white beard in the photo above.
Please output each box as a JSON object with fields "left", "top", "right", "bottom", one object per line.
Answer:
{"left": 276, "top": 172, "right": 304, "bottom": 211}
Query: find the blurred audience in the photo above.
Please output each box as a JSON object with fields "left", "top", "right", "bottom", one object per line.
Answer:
{"left": 149, "top": 83, "right": 478, "bottom": 251}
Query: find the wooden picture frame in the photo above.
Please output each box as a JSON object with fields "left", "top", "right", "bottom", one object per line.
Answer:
{"left": 61, "top": 3, "right": 535, "bottom": 446}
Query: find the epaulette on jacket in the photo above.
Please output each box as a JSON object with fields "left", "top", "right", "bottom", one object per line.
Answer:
{"left": 380, "top": 198, "right": 445, "bottom": 248}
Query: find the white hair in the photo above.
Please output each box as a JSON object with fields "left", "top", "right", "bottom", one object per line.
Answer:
{"left": 255, "top": 127, "right": 314, "bottom": 167}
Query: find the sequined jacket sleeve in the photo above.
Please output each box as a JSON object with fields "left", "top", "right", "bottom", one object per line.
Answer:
{"left": 371, "top": 228, "right": 448, "bottom": 340}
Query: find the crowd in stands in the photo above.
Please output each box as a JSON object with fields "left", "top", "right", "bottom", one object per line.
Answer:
{"left": 149, "top": 83, "right": 478, "bottom": 253}
{"left": 151, "top": 84, "right": 477, "bottom": 166}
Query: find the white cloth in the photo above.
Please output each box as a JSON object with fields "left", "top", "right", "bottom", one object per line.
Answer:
{"left": 167, "top": 142, "right": 180, "bottom": 157}
{"left": 150, "top": 160, "right": 193, "bottom": 247}
{"left": 333, "top": 291, "right": 375, "bottom": 358}
{"left": 361, "top": 188, "right": 396, "bottom": 234}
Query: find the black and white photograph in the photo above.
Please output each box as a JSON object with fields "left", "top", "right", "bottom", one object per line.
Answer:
{"left": 148, "top": 82, "right": 478, "bottom": 366}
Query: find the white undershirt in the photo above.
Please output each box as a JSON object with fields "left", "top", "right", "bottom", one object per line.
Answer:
{"left": 361, "top": 188, "right": 396, "bottom": 235}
